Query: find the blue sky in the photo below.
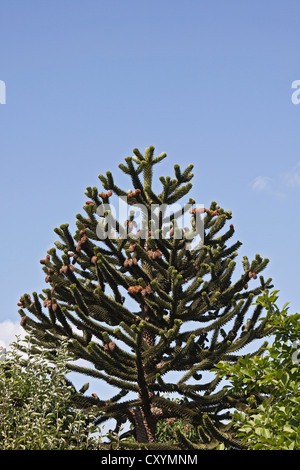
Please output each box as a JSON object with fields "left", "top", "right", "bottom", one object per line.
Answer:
{"left": 1, "top": 0, "right": 300, "bottom": 360}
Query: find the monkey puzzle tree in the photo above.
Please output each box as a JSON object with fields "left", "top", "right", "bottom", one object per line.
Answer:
{"left": 18, "top": 146, "right": 273, "bottom": 449}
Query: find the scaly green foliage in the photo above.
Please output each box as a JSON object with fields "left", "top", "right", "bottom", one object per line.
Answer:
{"left": 18, "top": 146, "right": 273, "bottom": 448}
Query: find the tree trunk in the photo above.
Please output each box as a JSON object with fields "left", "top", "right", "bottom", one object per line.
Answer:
{"left": 131, "top": 406, "right": 157, "bottom": 443}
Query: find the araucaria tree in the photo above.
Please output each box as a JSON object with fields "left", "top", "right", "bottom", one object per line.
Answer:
{"left": 18, "top": 146, "right": 273, "bottom": 449}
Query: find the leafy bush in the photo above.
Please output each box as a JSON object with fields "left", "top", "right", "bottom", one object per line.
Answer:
{"left": 215, "top": 290, "right": 300, "bottom": 450}
{"left": 155, "top": 397, "right": 199, "bottom": 444}
{"left": 156, "top": 417, "right": 199, "bottom": 444}
{"left": 0, "top": 336, "right": 103, "bottom": 450}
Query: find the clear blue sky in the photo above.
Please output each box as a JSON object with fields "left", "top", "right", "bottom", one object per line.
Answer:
{"left": 1, "top": 0, "right": 300, "bottom": 353}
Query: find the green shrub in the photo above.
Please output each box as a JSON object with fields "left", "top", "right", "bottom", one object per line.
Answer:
{"left": 215, "top": 290, "right": 300, "bottom": 450}
{"left": 154, "top": 397, "right": 199, "bottom": 444}
{"left": 156, "top": 417, "right": 199, "bottom": 444}
{"left": 0, "top": 336, "right": 103, "bottom": 450}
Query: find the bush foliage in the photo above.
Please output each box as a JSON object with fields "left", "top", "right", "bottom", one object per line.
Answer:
{"left": 0, "top": 337, "right": 103, "bottom": 450}
{"left": 215, "top": 290, "right": 300, "bottom": 450}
